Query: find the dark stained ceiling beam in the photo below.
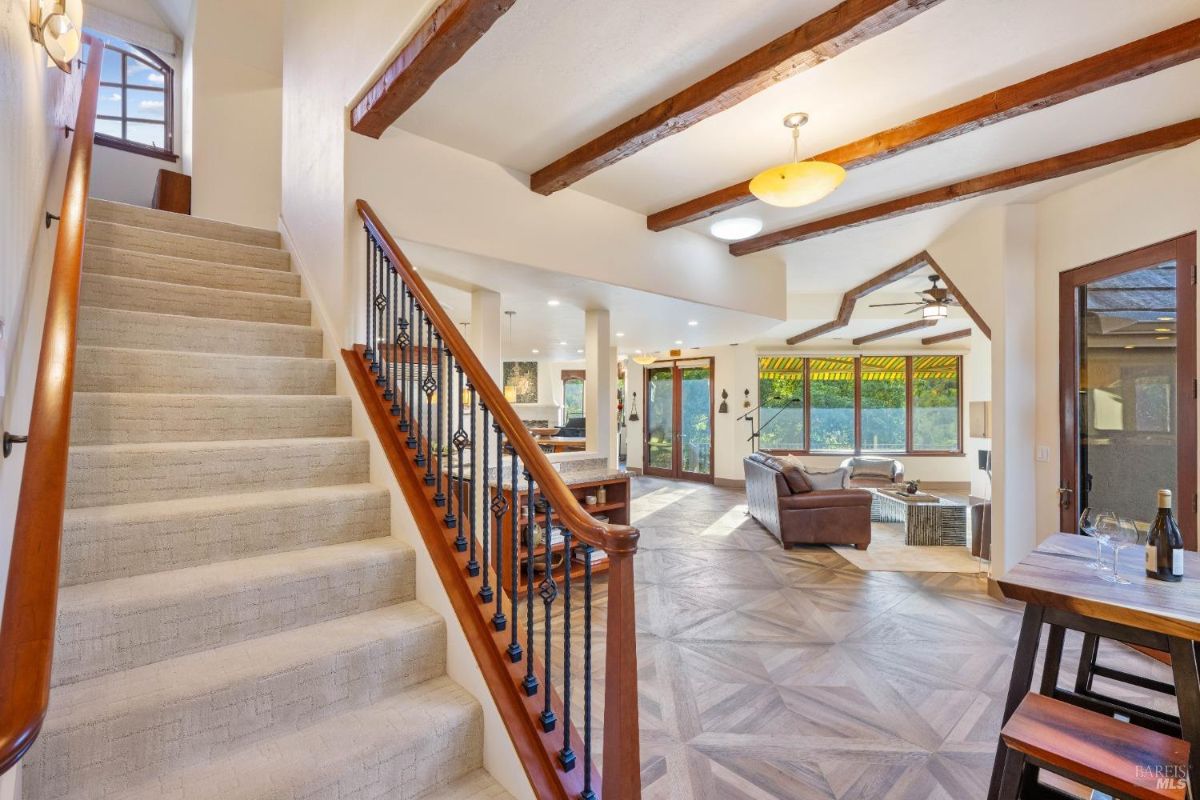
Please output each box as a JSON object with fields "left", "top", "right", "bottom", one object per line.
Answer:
{"left": 732, "top": 118, "right": 1200, "bottom": 256}
{"left": 786, "top": 253, "right": 927, "bottom": 344}
{"left": 351, "top": 0, "right": 517, "bottom": 138}
{"left": 852, "top": 319, "right": 936, "bottom": 345}
{"left": 921, "top": 328, "right": 971, "bottom": 345}
{"left": 528, "top": 0, "right": 944, "bottom": 195}
{"left": 647, "top": 18, "right": 1200, "bottom": 231}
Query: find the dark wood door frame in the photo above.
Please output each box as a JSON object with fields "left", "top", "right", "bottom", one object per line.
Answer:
{"left": 1058, "top": 232, "right": 1197, "bottom": 548}
{"left": 642, "top": 358, "right": 715, "bottom": 483}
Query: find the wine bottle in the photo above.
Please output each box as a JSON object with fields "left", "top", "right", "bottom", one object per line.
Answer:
{"left": 1145, "top": 489, "right": 1184, "bottom": 582}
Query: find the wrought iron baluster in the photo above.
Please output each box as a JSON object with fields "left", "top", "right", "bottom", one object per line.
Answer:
{"left": 424, "top": 321, "right": 437, "bottom": 485}
{"left": 478, "top": 403, "right": 492, "bottom": 600}
{"left": 398, "top": 286, "right": 410, "bottom": 431}
{"left": 465, "top": 381, "right": 479, "bottom": 574}
{"left": 450, "top": 360, "right": 464, "bottom": 538}
{"left": 414, "top": 305, "right": 426, "bottom": 466}
{"left": 492, "top": 423, "right": 507, "bottom": 630}
{"left": 559, "top": 525, "right": 575, "bottom": 770}
{"left": 387, "top": 263, "right": 398, "bottom": 410}
{"left": 539, "top": 498, "right": 557, "bottom": 732}
{"left": 404, "top": 290, "right": 416, "bottom": 443}
{"left": 507, "top": 448, "right": 521, "bottom": 662}
{"left": 374, "top": 245, "right": 386, "bottom": 386}
{"left": 582, "top": 546, "right": 595, "bottom": 800}
{"left": 523, "top": 474, "right": 538, "bottom": 696}
{"left": 363, "top": 229, "right": 374, "bottom": 364}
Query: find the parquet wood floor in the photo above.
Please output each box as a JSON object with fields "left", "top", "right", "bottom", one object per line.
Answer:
{"left": 537, "top": 476, "right": 1174, "bottom": 799}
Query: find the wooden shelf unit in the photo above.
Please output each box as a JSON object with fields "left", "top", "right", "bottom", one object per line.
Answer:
{"left": 489, "top": 473, "right": 630, "bottom": 598}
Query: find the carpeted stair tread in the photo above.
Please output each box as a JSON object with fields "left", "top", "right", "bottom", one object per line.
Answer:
{"left": 78, "top": 306, "right": 322, "bottom": 358}
{"left": 84, "top": 245, "right": 300, "bottom": 296}
{"left": 74, "top": 346, "right": 334, "bottom": 395}
{"left": 81, "top": 273, "right": 310, "bottom": 325}
{"left": 88, "top": 198, "right": 281, "bottom": 248}
{"left": 87, "top": 219, "right": 290, "bottom": 271}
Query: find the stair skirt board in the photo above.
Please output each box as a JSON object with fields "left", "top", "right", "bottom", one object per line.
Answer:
{"left": 21, "top": 206, "right": 515, "bottom": 800}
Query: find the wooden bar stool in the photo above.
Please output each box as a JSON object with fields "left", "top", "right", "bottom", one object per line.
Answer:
{"left": 1072, "top": 634, "right": 1181, "bottom": 735}
{"left": 998, "top": 693, "right": 1190, "bottom": 800}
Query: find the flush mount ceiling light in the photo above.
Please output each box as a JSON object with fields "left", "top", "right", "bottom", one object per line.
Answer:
{"left": 710, "top": 217, "right": 763, "bottom": 241}
{"left": 30, "top": 0, "right": 84, "bottom": 73}
{"left": 749, "top": 113, "right": 845, "bottom": 208}
{"left": 547, "top": 299, "right": 560, "bottom": 306}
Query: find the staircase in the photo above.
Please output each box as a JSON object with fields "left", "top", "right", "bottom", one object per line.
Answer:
{"left": 21, "top": 199, "right": 513, "bottom": 800}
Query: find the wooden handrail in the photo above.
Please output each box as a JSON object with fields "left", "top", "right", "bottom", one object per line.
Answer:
{"left": 0, "top": 35, "right": 105, "bottom": 775}
{"left": 354, "top": 199, "right": 642, "bottom": 798}
{"left": 356, "top": 200, "right": 639, "bottom": 556}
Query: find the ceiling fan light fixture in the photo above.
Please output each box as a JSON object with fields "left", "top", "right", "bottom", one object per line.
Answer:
{"left": 922, "top": 302, "right": 949, "bottom": 320}
{"left": 710, "top": 217, "right": 763, "bottom": 241}
{"left": 750, "top": 112, "right": 845, "bottom": 208}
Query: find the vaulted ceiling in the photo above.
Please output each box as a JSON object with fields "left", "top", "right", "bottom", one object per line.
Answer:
{"left": 358, "top": 0, "right": 1200, "bottom": 343}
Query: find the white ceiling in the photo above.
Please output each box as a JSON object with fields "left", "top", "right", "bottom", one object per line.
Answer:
{"left": 391, "top": 0, "right": 1200, "bottom": 331}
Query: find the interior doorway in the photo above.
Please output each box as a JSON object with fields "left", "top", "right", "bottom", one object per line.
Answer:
{"left": 643, "top": 358, "right": 714, "bottom": 482}
{"left": 1058, "top": 234, "right": 1197, "bottom": 548}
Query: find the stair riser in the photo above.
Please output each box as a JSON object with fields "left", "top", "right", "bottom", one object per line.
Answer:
{"left": 88, "top": 199, "right": 281, "bottom": 248}
{"left": 29, "top": 616, "right": 446, "bottom": 798}
{"left": 61, "top": 486, "right": 391, "bottom": 585}
{"left": 52, "top": 543, "right": 416, "bottom": 685}
{"left": 70, "top": 394, "right": 351, "bottom": 445}
{"left": 66, "top": 439, "right": 368, "bottom": 509}
{"left": 78, "top": 307, "right": 323, "bottom": 358}
{"left": 84, "top": 246, "right": 300, "bottom": 296}
{"left": 81, "top": 273, "right": 311, "bottom": 326}
{"left": 74, "top": 347, "right": 335, "bottom": 396}
{"left": 87, "top": 220, "right": 290, "bottom": 271}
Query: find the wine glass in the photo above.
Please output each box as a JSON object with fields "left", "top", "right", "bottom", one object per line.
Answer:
{"left": 1101, "top": 516, "right": 1138, "bottom": 585}
{"left": 1092, "top": 511, "right": 1119, "bottom": 573}
{"left": 1079, "top": 507, "right": 1103, "bottom": 569}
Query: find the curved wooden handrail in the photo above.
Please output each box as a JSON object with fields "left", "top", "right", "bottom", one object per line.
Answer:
{"left": 356, "top": 199, "right": 639, "bottom": 557}
{"left": 0, "top": 35, "right": 105, "bottom": 775}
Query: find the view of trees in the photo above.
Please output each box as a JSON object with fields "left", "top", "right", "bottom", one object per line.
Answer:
{"left": 757, "top": 355, "right": 960, "bottom": 453}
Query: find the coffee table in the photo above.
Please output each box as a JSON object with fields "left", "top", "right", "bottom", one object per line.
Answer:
{"left": 869, "top": 487, "right": 967, "bottom": 546}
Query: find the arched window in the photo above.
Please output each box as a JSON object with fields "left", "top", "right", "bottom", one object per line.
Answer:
{"left": 87, "top": 33, "right": 175, "bottom": 160}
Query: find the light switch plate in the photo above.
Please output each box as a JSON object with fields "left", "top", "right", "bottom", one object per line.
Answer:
{"left": 1036, "top": 445, "right": 1050, "bottom": 462}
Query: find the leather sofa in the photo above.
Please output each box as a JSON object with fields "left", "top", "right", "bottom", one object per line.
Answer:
{"left": 744, "top": 453, "right": 872, "bottom": 550}
{"left": 839, "top": 456, "right": 904, "bottom": 488}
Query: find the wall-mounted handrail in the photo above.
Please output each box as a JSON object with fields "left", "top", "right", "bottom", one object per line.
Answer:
{"left": 352, "top": 199, "right": 642, "bottom": 799}
{"left": 0, "top": 35, "right": 105, "bottom": 775}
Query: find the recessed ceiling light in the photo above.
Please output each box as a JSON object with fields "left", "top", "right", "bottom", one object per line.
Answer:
{"left": 531, "top": 348, "right": 539, "bottom": 354}
{"left": 687, "top": 320, "right": 698, "bottom": 327}
{"left": 577, "top": 349, "right": 584, "bottom": 354}
{"left": 674, "top": 339, "right": 684, "bottom": 345}
{"left": 616, "top": 332, "right": 625, "bottom": 337}
{"left": 547, "top": 299, "right": 560, "bottom": 307}
{"left": 559, "top": 341, "right": 567, "bottom": 346}
{"left": 710, "top": 217, "right": 764, "bottom": 241}
{"left": 634, "top": 349, "right": 643, "bottom": 354}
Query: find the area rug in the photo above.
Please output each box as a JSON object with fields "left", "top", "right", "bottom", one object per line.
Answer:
{"left": 832, "top": 523, "right": 983, "bottom": 573}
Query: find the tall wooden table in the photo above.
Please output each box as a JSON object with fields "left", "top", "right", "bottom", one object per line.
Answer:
{"left": 989, "top": 533, "right": 1200, "bottom": 799}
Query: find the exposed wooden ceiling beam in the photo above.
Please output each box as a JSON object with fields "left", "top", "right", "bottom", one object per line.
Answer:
{"left": 786, "top": 253, "right": 927, "bottom": 344}
{"left": 853, "top": 319, "right": 937, "bottom": 345}
{"left": 647, "top": 18, "right": 1200, "bottom": 231}
{"left": 351, "top": 0, "right": 516, "bottom": 138}
{"left": 528, "top": 0, "right": 943, "bottom": 195}
{"left": 732, "top": 118, "right": 1200, "bottom": 256}
{"left": 923, "top": 252, "right": 989, "bottom": 339}
{"left": 921, "top": 328, "right": 971, "bottom": 345}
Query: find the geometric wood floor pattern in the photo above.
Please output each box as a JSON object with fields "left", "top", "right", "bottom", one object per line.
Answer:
{"left": 615, "top": 476, "right": 1173, "bottom": 799}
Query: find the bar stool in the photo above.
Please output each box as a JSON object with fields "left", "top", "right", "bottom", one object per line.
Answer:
{"left": 1073, "top": 634, "right": 1181, "bottom": 736}
{"left": 998, "top": 693, "right": 1189, "bottom": 800}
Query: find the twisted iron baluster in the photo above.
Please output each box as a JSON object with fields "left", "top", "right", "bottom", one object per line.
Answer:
{"left": 507, "top": 447, "right": 521, "bottom": 662}
{"left": 581, "top": 546, "right": 595, "bottom": 800}
{"left": 492, "top": 423, "right": 507, "bottom": 630}
{"left": 478, "top": 402, "right": 491, "bottom": 599}
{"left": 450, "top": 361, "right": 464, "bottom": 539}
{"left": 522, "top": 474, "right": 538, "bottom": 696}
{"left": 425, "top": 322, "right": 437, "bottom": 486}
{"left": 414, "top": 305, "right": 426, "bottom": 466}
{"left": 539, "top": 498, "right": 557, "bottom": 731}
{"left": 465, "top": 381, "right": 479, "bottom": 573}
{"left": 404, "top": 290, "right": 416, "bottom": 443}
{"left": 559, "top": 524, "right": 575, "bottom": 769}
{"left": 363, "top": 229, "right": 373, "bottom": 364}
{"left": 398, "top": 286, "right": 410, "bottom": 431}
{"left": 374, "top": 246, "right": 386, "bottom": 386}
{"left": 387, "top": 263, "right": 398, "bottom": 410}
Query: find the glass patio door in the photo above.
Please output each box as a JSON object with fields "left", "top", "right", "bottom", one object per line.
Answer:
{"left": 643, "top": 359, "right": 713, "bottom": 481}
{"left": 1059, "top": 234, "right": 1197, "bottom": 548}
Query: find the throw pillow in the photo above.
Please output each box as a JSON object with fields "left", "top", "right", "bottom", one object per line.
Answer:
{"left": 802, "top": 467, "right": 848, "bottom": 491}
{"left": 776, "top": 455, "right": 812, "bottom": 493}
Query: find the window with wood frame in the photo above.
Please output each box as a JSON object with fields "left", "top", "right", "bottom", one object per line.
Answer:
{"left": 757, "top": 355, "right": 963, "bottom": 455}
{"left": 562, "top": 371, "right": 585, "bottom": 423}
{"left": 86, "top": 33, "right": 175, "bottom": 160}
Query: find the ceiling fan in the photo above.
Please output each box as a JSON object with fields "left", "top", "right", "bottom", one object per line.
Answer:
{"left": 869, "top": 275, "right": 955, "bottom": 320}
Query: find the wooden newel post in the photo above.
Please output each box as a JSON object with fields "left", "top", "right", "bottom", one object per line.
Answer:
{"left": 602, "top": 548, "right": 641, "bottom": 799}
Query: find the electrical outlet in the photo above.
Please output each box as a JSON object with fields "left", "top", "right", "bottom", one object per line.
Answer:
{"left": 1036, "top": 445, "right": 1050, "bottom": 462}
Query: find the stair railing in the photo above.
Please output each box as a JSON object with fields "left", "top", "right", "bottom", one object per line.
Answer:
{"left": 0, "top": 35, "right": 105, "bottom": 775}
{"left": 345, "top": 200, "right": 641, "bottom": 800}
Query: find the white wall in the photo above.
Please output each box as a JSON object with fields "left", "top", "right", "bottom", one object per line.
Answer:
{"left": 187, "top": 0, "right": 281, "bottom": 228}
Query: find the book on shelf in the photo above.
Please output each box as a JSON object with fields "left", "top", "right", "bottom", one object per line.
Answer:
{"left": 573, "top": 548, "right": 608, "bottom": 564}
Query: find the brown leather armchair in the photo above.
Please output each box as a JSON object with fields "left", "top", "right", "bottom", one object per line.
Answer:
{"left": 744, "top": 453, "right": 872, "bottom": 550}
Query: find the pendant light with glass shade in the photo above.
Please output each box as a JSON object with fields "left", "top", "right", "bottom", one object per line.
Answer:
{"left": 749, "top": 113, "right": 845, "bottom": 208}
{"left": 631, "top": 353, "right": 657, "bottom": 366}
{"left": 30, "top": 0, "right": 84, "bottom": 73}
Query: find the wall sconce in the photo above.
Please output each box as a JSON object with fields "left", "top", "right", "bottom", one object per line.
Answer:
{"left": 30, "top": 0, "right": 84, "bottom": 73}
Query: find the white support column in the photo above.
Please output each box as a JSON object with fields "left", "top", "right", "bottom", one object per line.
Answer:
{"left": 585, "top": 309, "right": 613, "bottom": 466}
{"left": 470, "top": 288, "right": 503, "bottom": 387}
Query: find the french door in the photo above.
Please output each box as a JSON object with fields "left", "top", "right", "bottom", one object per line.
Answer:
{"left": 1058, "top": 234, "right": 1197, "bottom": 548}
{"left": 643, "top": 358, "right": 714, "bottom": 482}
